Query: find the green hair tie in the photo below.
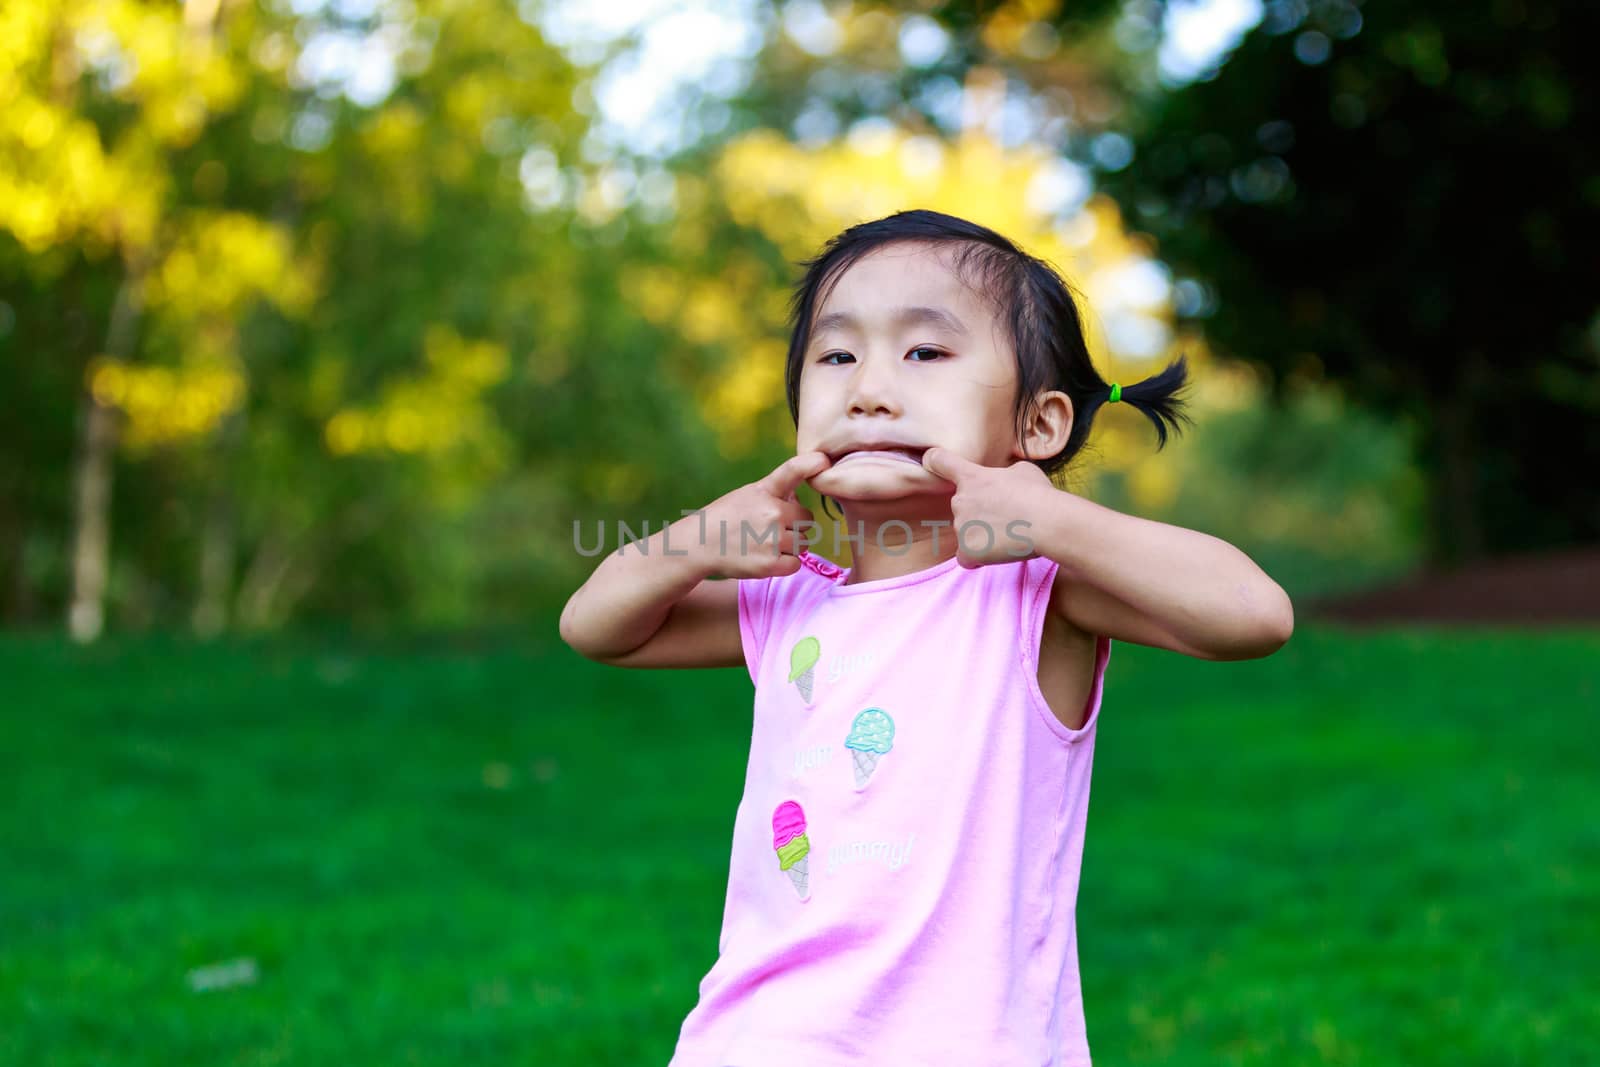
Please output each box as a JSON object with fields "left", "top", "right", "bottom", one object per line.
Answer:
{"left": 1108, "top": 382, "right": 1122, "bottom": 403}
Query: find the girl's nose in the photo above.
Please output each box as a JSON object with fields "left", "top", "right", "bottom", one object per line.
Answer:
{"left": 846, "top": 354, "right": 900, "bottom": 417}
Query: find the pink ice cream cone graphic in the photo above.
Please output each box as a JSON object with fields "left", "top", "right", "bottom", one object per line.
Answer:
{"left": 844, "top": 708, "right": 895, "bottom": 789}
{"left": 771, "top": 800, "right": 811, "bottom": 900}
{"left": 788, "top": 636, "right": 820, "bottom": 703}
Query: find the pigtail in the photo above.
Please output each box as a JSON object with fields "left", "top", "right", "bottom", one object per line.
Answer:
{"left": 1083, "top": 353, "right": 1196, "bottom": 451}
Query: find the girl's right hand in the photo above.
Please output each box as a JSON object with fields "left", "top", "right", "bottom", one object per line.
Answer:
{"left": 691, "top": 451, "right": 831, "bottom": 579}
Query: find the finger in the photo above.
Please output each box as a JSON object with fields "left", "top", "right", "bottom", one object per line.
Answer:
{"left": 921, "top": 446, "right": 977, "bottom": 484}
{"left": 789, "top": 519, "right": 824, "bottom": 555}
{"left": 761, "top": 450, "right": 831, "bottom": 499}
{"left": 775, "top": 528, "right": 813, "bottom": 558}
{"left": 778, "top": 500, "right": 817, "bottom": 529}
{"left": 753, "top": 515, "right": 803, "bottom": 549}
{"left": 785, "top": 450, "right": 832, "bottom": 500}
{"left": 763, "top": 553, "right": 803, "bottom": 577}
{"left": 736, "top": 516, "right": 813, "bottom": 562}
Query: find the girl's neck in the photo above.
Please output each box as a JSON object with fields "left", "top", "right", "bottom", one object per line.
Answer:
{"left": 833, "top": 498, "right": 959, "bottom": 585}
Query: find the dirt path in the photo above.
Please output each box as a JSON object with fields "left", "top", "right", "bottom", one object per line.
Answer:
{"left": 1304, "top": 545, "right": 1600, "bottom": 626}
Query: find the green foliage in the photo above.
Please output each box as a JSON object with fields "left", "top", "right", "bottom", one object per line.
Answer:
{"left": 6, "top": 1, "right": 1543, "bottom": 636}
{"left": 0, "top": 0, "right": 730, "bottom": 629}
{"left": 1091, "top": 0, "right": 1600, "bottom": 561}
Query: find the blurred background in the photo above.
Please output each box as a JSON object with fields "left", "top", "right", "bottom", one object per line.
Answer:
{"left": 3, "top": 0, "right": 1595, "bottom": 1063}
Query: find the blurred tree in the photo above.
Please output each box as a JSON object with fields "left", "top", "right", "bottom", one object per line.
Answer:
{"left": 231, "top": 0, "right": 596, "bottom": 630}
{"left": 0, "top": 0, "right": 1454, "bottom": 633}
{"left": 1085, "top": 0, "right": 1600, "bottom": 564}
{"left": 0, "top": 0, "right": 614, "bottom": 634}
{"left": 5, "top": 0, "right": 1166, "bottom": 633}
{"left": 0, "top": 0, "right": 296, "bottom": 640}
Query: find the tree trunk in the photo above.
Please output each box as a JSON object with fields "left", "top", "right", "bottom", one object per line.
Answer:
{"left": 192, "top": 484, "right": 236, "bottom": 638}
{"left": 66, "top": 268, "right": 143, "bottom": 643}
{"left": 192, "top": 406, "right": 248, "bottom": 637}
{"left": 235, "top": 523, "right": 312, "bottom": 631}
{"left": 66, "top": 399, "right": 118, "bottom": 642}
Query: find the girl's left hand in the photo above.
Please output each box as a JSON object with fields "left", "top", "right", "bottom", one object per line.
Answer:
{"left": 920, "top": 446, "right": 1058, "bottom": 567}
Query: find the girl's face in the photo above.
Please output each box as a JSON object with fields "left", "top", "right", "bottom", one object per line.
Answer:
{"left": 796, "top": 242, "right": 1024, "bottom": 504}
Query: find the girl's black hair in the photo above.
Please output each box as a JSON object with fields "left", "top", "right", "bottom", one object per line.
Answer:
{"left": 784, "top": 209, "right": 1194, "bottom": 514}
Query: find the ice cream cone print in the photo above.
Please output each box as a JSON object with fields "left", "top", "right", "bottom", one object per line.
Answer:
{"left": 788, "top": 637, "right": 821, "bottom": 704}
{"left": 850, "top": 749, "right": 880, "bottom": 788}
{"left": 772, "top": 800, "right": 812, "bottom": 900}
{"left": 843, "top": 708, "right": 895, "bottom": 790}
{"left": 785, "top": 855, "right": 810, "bottom": 897}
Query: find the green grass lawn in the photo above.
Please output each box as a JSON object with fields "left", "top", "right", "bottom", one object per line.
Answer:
{"left": 2, "top": 623, "right": 1596, "bottom": 1065}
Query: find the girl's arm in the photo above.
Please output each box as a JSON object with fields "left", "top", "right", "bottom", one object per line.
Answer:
{"left": 1036, "top": 492, "right": 1295, "bottom": 661}
{"left": 559, "top": 518, "right": 742, "bottom": 668}
{"left": 559, "top": 452, "right": 830, "bottom": 668}
{"left": 919, "top": 447, "right": 1293, "bottom": 661}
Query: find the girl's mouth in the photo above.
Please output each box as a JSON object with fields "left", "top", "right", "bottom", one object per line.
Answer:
{"left": 832, "top": 448, "right": 926, "bottom": 468}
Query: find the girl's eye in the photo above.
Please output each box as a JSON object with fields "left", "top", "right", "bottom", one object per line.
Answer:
{"left": 819, "top": 347, "right": 946, "bottom": 365}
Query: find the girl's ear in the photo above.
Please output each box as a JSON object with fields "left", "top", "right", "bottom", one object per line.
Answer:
{"left": 1017, "top": 390, "right": 1073, "bottom": 462}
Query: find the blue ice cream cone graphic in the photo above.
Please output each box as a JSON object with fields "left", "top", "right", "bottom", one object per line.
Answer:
{"left": 844, "top": 708, "right": 895, "bottom": 789}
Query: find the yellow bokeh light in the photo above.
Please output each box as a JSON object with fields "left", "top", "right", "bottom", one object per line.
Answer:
{"left": 384, "top": 408, "right": 427, "bottom": 452}
{"left": 84, "top": 355, "right": 247, "bottom": 447}
{"left": 325, "top": 411, "right": 368, "bottom": 455}
{"left": 1126, "top": 458, "right": 1179, "bottom": 511}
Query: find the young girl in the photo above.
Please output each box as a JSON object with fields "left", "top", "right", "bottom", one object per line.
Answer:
{"left": 560, "top": 209, "right": 1294, "bottom": 1066}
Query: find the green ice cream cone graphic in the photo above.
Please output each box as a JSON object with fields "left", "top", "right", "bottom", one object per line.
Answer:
{"left": 788, "top": 636, "right": 820, "bottom": 703}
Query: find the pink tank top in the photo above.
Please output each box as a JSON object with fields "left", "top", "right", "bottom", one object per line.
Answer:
{"left": 668, "top": 548, "right": 1113, "bottom": 1066}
